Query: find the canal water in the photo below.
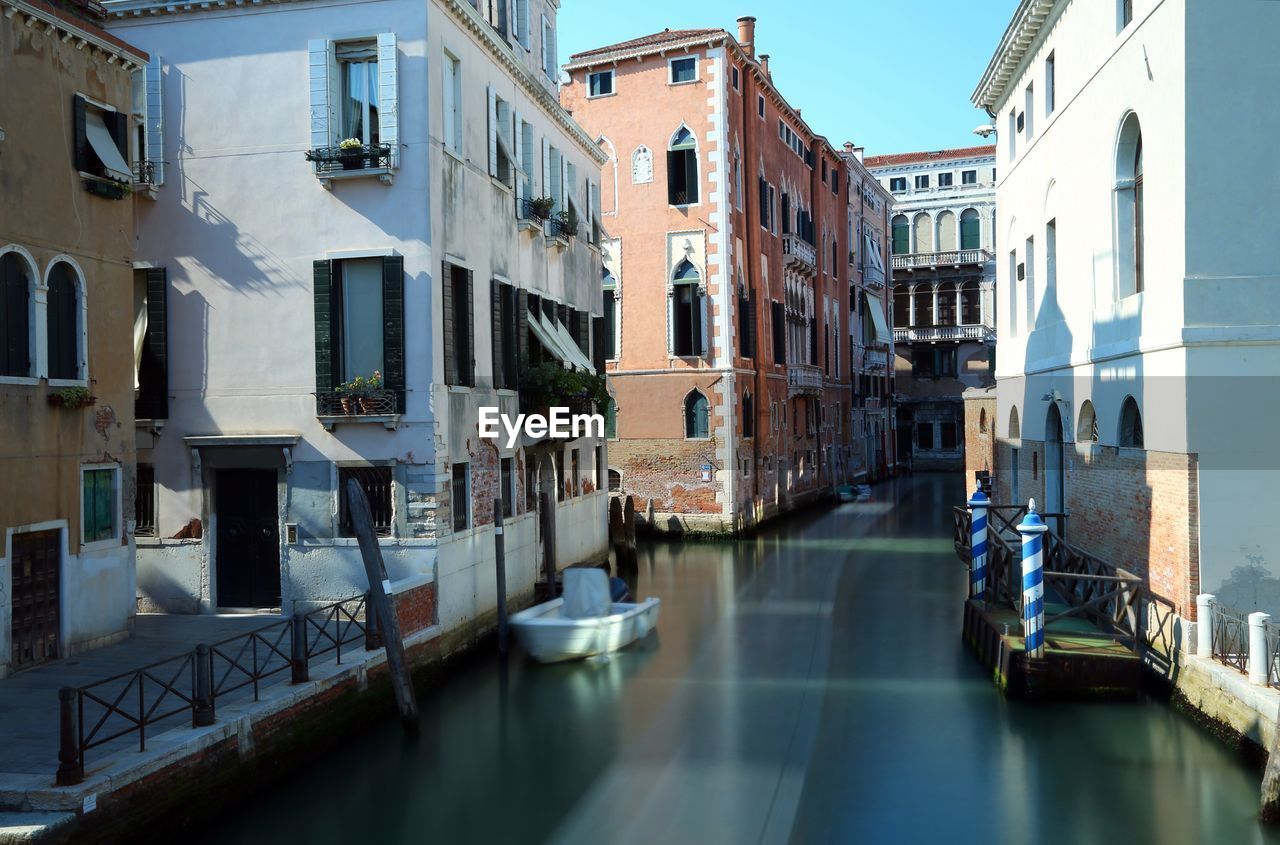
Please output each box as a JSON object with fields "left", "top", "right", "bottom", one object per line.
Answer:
{"left": 196, "top": 474, "right": 1280, "bottom": 845}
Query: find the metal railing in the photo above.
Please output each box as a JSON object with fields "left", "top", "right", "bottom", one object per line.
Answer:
{"left": 305, "top": 143, "right": 393, "bottom": 175}
{"left": 1212, "top": 604, "right": 1249, "bottom": 673}
{"left": 517, "top": 196, "right": 551, "bottom": 225}
{"left": 60, "top": 594, "right": 372, "bottom": 784}
{"left": 132, "top": 160, "right": 157, "bottom": 185}
{"left": 317, "top": 389, "right": 400, "bottom": 417}
{"left": 892, "top": 249, "right": 993, "bottom": 270}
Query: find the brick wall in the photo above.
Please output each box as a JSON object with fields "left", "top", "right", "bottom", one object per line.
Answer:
{"left": 610, "top": 437, "right": 720, "bottom": 514}
{"left": 393, "top": 581, "right": 437, "bottom": 635}
{"left": 963, "top": 390, "right": 996, "bottom": 490}
{"left": 993, "top": 437, "right": 1199, "bottom": 618}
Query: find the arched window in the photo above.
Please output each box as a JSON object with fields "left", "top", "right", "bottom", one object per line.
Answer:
{"left": 667, "top": 127, "right": 699, "bottom": 205}
{"left": 742, "top": 391, "right": 754, "bottom": 438}
{"left": 1119, "top": 396, "right": 1144, "bottom": 448}
{"left": 1008, "top": 406, "right": 1021, "bottom": 439}
{"left": 893, "top": 285, "right": 910, "bottom": 328}
{"left": 1, "top": 250, "right": 34, "bottom": 377}
{"left": 913, "top": 213, "right": 933, "bottom": 254}
{"left": 960, "top": 209, "right": 981, "bottom": 250}
{"left": 912, "top": 285, "right": 934, "bottom": 327}
{"left": 684, "top": 390, "right": 709, "bottom": 439}
{"left": 959, "top": 281, "right": 981, "bottom": 325}
{"left": 1077, "top": 400, "right": 1099, "bottom": 443}
{"left": 631, "top": 145, "right": 653, "bottom": 184}
{"left": 1115, "top": 113, "right": 1144, "bottom": 297}
{"left": 46, "top": 261, "right": 81, "bottom": 380}
{"left": 891, "top": 214, "right": 910, "bottom": 255}
{"left": 937, "top": 282, "right": 958, "bottom": 326}
{"left": 607, "top": 468, "right": 622, "bottom": 493}
{"left": 937, "top": 210, "right": 957, "bottom": 252}
{"left": 604, "top": 397, "right": 617, "bottom": 439}
{"left": 979, "top": 408, "right": 987, "bottom": 432}
{"left": 671, "top": 260, "right": 704, "bottom": 356}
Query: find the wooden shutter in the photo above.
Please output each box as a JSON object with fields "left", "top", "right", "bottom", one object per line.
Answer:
{"left": 108, "top": 110, "right": 129, "bottom": 164}
{"left": 313, "top": 259, "right": 336, "bottom": 410}
{"left": 377, "top": 33, "right": 399, "bottom": 166}
{"left": 486, "top": 86, "right": 498, "bottom": 177}
{"left": 142, "top": 268, "right": 168, "bottom": 418}
{"left": 667, "top": 151, "right": 681, "bottom": 205}
{"left": 1, "top": 257, "right": 29, "bottom": 376}
{"left": 382, "top": 256, "right": 405, "bottom": 412}
{"left": 72, "top": 95, "right": 89, "bottom": 172}
{"left": 541, "top": 138, "right": 550, "bottom": 200}
{"left": 307, "top": 39, "right": 332, "bottom": 150}
{"left": 441, "top": 261, "right": 456, "bottom": 385}
{"left": 694, "top": 288, "right": 706, "bottom": 357}
{"left": 46, "top": 268, "right": 77, "bottom": 380}
{"left": 516, "top": 288, "right": 529, "bottom": 376}
{"left": 491, "top": 278, "right": 504, "bottom": 389}
{"left": 685, "top": 150, "right": 699, "bottom": 204}
{"left": 592, "top": 315, "right": 605, "bottom": 373}
{"left": 144, "top": 55, "right": 165, "bottom": 184}
{"left": 463, "top": 268, "right": 475, "bottom": 387}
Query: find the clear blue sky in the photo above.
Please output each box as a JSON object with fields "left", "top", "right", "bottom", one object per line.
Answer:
{"left": 558, "top": 0, "right": 1014, "bottom": 156}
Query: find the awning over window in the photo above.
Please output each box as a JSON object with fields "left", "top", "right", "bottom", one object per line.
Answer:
{"left": 864, "top": 233, "right": 885, "bottom": 272}
{"left": 864, "top": 293, "right": 891, "bottom": 344}
{"left": 551, "top": 314, "right": 595, "bottom": 371}
{"left": 85, "top": 110, "right": 132, "bottom": 183}
{"left": 529, "top": 310, "right": 595, "bottom": 372}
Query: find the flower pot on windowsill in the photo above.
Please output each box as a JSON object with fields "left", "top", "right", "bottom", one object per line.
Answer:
{"left": 340, "top": 396, "right": 358, "bottom": 414}
{"left": 48, "top": 389, "right": 96, "bottom": 410}
{"left": 340, "top": 152, "right": 365, "bottom": 171}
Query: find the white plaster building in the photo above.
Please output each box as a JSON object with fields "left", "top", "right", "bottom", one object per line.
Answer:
{"left": 867, "top": 145, "right": 997, "bottom": 469}
{"left": 974, "top": 0, "right": 1280, "bottom": 621}
{"left": 105, "top": 0, "right": 609, "bottom": 627}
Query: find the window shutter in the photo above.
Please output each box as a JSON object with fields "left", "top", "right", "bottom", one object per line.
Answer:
{"left": 696, "top": 288, "right": 707, "bottom": 357}
{"left": 143, "top": 267, "right": 168, "bottom": 418}
{"left": 592, "top": 315, "right": 605, "bottom": 373}
{"left": 486, "top": 86, "right": 498, "bottom": 177}
{"left": 558, "top": 154, "right": 567, "bottom": 213}
{"left": 377, "top": 33, "right": 399, "bottom": 167}
{"left": 308, "top": 39, "right": 333, "bottom": 151}
{"left": 441, "top": 261, "right": 456, "bottom": 385}
{"left": 72, "top": 95, "right": 88, "bottom": 172}
{"left": 46, "top": 270, "right": 76, "bottom": 380}
{"left": 313, "top": 259, "right": 336, "bottom": 410}
{"left": 541, "top": 138, "right": 550, "bottom": 200}
{"left": 144, "top": 55, "right": 165, "bottom": 184}
{"left": 685, "top": 150, "right": 699, "bottom": 204}
{"left": 491, "top": 278, "right": 504, "bottom": 389}
{"left": 666, "top": 151, "right": 680, "bottom": 205}
{"left": 512, "top": 109, "right": 524, "bottom": 198}
{"left": 1, "top": 260, "right": 30, "bottom": 376}
{"left": 381, "top": 256, "right": 405, "bottom": 412}
{"left": 463, "top": 268, "right": 475, "bottom": 386}
{"left": 516, "top": 288, "right": 529, "bottom": 376}
{"left": 748, "top": 293, "right": 758, "bottom": 359}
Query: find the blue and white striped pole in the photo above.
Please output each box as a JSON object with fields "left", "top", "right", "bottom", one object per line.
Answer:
{"left": 1018, "top": 499, "right": 1048, "bottom": 660}
{"left": 967, "top": 487, "right": 990, "bottom": 601}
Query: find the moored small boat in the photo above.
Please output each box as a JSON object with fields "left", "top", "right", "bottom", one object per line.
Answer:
{"left": 510, "top": 597, "right": 661, "bottom": 663}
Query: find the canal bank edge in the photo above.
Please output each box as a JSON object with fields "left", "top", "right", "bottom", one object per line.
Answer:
{"left": 0, "top": 591, "right": 536, "bottom": 845}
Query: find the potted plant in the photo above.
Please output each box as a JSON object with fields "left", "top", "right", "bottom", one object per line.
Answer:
{"left": 519, "top": 362, "right": 608, "bottom": 417}
{"left": 529, "top": 196, "right": 555, "bottom": 221}
{"left": 338, "top": 137, "right": 365, "bottom": 170}
{"left": 358, "top": 371, "right": 384, "bottom": 414}
{"left": 334, "top": 376, "right": 369, "bottom": 414}
{"left": 557, "top": 206, "right": 579, "bottom": 239}
{"left": 47, "top": 386, "right": 96, "bottom": 409}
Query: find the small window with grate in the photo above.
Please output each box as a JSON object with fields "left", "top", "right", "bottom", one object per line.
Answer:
{"left": 500, "top": 457, "right": 515, "bottom": 519}
{"left": 339, "top": 465, "right": 394, "bottom": 537}
{"left": 451, "top": 463, "right": 470, "bottom": 531}
{"left": 135, "top": 464, "right": 156, "bottom": 538}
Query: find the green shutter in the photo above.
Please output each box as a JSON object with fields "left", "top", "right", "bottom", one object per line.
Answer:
{"left": 592, "top": 315, "right": 605, "bottom": 373}
{"left": 463, "top": 269, "right": 475, "bottom": 386}
{"left": 72, "top": 95, "right": 88, "bottom": 173}
{"left": 516, "top": 289, "right": 529, "bottom": 376}
{"left": 313, "top": 260, "right": 335, "bottom": 411}
{"left": 108, "top": 110, "right": 130, "bottom": 164}
{"left": 382, "top": 256, "right": 405, "bottom": 412}
{"left": 141, "top": 268, "right": 168, "bottom": 419}
{"left": 441, "top": 261, "right": 455, "bottom": 385}
{"left": 491, "top": 278, "right": 504, "bottom": 390}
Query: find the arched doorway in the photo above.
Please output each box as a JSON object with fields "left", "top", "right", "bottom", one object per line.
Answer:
{"left": 1044, "top": 403, "right": 1065, "bottom": 529}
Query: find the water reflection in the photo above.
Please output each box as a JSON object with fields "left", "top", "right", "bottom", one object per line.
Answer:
{"left": 194, "top": 475, "right": 1280, "bottom": 845}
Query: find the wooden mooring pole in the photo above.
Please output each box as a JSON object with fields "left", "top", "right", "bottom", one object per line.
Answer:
{"left": 346, "top": 479, "right": 419, "bottom": 733}
{"left": 494, "top": 498, "right": 509, "bottom": 654}
{"left": 540, "top": 490, "right": 557, "bottom": 597}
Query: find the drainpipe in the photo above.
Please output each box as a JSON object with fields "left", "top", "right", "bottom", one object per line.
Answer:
{"left": 740, "top": 54, "right": 762, "bottom": 513}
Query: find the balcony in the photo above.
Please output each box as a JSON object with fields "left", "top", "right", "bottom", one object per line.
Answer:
{"left": 306, "top": 143, "right": 394, "bottom": 189}
{"left": 782, "top": 234, "right": 817, "bottom": 276}
{"left": 516, "top": 197, "right": 551, "bottom": 234}
{"left": 892, "top": 324, "right": 994, "bottom": 344}
{"left": 545, "top": 215, "right": 576, "bottom": 250}
{"left": 787, "top": 363, "right": 823, "bottom": 397}
{"left": 861, "top": 263, "right": 886, "bottom": 289}
{"left": 891, "top": 249, "right": 993, "bottom": 271}
{"left": 864, "top": 349, "right": 888, "bottom": 370}
{"left": 316, "top": 389, "right": 402, "bottom": 430}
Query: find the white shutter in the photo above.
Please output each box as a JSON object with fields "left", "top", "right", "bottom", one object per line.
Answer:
{"left": 486, "top": 86, "right": 498, "bottom": 177}
{"left": 377, "top": 32, "right": 398, "bottom": 166}
{"left": 144, "top": 55, "right": 164, "bottom": 185}
{"left": 539, "top": 15, "right": 548, "bottom": 75}
{"left": 699, "top": 286, "right": 709, "bottom": 357}
{"left": 557, "top": 152, "right": 566, "bottom": 212}
{"left": 308, "top": 39, "right": 333, "bottom": 150}
{"left": 541, "top": 138, "right": 550, "bottom": 202}
{"left": 513, "top": 109, "right": 524, "bottom": 198}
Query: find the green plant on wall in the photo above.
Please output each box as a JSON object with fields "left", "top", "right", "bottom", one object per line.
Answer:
{"left": 520, "top": 362, "right": 608, "bottom": 408}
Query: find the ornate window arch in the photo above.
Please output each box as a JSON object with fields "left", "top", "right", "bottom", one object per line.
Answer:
{"left": 684, "top": 390, "right": 709, "bottom": 439}
{"left": 667, "top": 125, "right": 699, "bottom": 206}
{"left": 0, "top": 245, "right": 38, "bottom": 378}
{"left": 43, "top": 255, "right": 89, "bottom": 383}
{"left": 670, "top": 259, "right": 706, "bottom": 357}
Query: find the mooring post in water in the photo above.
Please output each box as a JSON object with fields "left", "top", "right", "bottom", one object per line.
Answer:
{"left": 1249, "top": 612, "right": 1272, "bottom": 686}
{"left": 1196, "top": 593, "right": 1216, "bottom": 657}
{"left": 541, "top": 490, "right": 556, "bottom": 597}
{"left": 494, "top": 498, "right": 509, "bottom": 654}
{"left": 347, "top": 478, "right": 419, "bottom": 733}
{"left": 1017, "top": 500, "right": 1048, "bottom": 661}
{"left": 967, "top": 487, "right": 990, "bottom": 602}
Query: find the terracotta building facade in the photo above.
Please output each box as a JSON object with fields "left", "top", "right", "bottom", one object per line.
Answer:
{"left": 562, "top": 18, "right": 893, "bottom": 533}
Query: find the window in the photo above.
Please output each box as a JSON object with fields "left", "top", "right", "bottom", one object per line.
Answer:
{"left": 738, "top": 286, "right": 755, "bottom": 358}
{"left": 771, "top": 301, "right": 786, "bottom": 364}
{"left": 556, "top": 449, "right": 565, "bottom": 501}
{"left": 757, "top": 94, "right": 766, "bottom": 119}
{"left": 1115, "top": 114, "right": 1144, "bottom": 297}
{"left": 604, "top": 397, "right": 617, "bottom": 439}
{"left": 443, "top": 51, "right": 462, "bottom": 155}
{"left": 451, "top": 463, "right": 470, "bottom": 530}
{"left": 313, "top": 256, "right": 405, "bottom": 415}
{"left": 1045, "top": 219, "right": 1057, "bottom": 311}
{"left": 937, "top": 283, "right": 957, "bottom": 326}
{"left": 46, "top": 261, "right": 81, "bottom": 381}
{"left": 913, "top": 213, "right": 933, "bottom": 254}
{"left": 1134, "top": 139, "right": 1144, "bottom": 294}
{"left": 1119, "top": 0, "right": 1133, "bottom": 30}
{"left": 1008, "top": 250, "right": 1020, "bottom": 335}
{"left": 608, "top": 469, "right": 621, "bottom": 493}
{"left": 82, "top": 466, "right": 120, "bottom": 544}
{"left": 443, "top": 261, "right": 475, "bottom": 386}
{"left": 940, "top": 422, "right": 958, "bottom": 450}
{"left": 1077, "top": 400, "right": 1099, "bottom": 443}
{"left": 1008, "top": 112, "right": 1018, "bottom": 160}
{"left": 1119, "top": 396, "right": 1143, "bottom": 447}
{"left": 913, "top": 286, "right": 933, "bottom": 327}
{"left": 1016, "top": 111, "right": 1025, "bottom": 134}
{"left": 588, "top": 70, "right": 613, "bottom": 97}
{"left": 514, "top": 0, "right": 531, "bottom": 49}
{"left": 667, "top": 127, "right": 699, "bottom": 205}
{"left": 731, "top": 66, "right": 739, "bottom": 90}
{"left": 337, "top": 41, "right": 380, "bottom": 146}
{"left": 486, "top": 89, "right": 515, "bottom": 188}
{"left": 135, "top": 464, "right": 156, "bottom": 538}
{"left": 541, "top": 15, "right": 556, "bottom": 80}
{"left": 1023, "top": 83, "right": 1035, "bottom": 139}
{"left": 742, "top": 391, "right": 754, "bottom": 437}
{"left": 1045, "top": 52, "right": 1056, "bottom": 115}
{"left": 916, "top": 423, "right": 934, "bottom": 451}
{"left": 684, "top": 391, "right": 709, "bottom": 438}
{"left": 960, "top": 209, "right": 981, "bottom": 250}
{"left": 72, "top": 95, "right": 131, "bottom": 185}
{"left": 602, "top": 269, "right": 618, "bottom": 360}
{"left": 339, "top": 466, "right": 393, "bottom": 537}
{"left": 959, "top": 281, "right": 981, "bottom": 325}
{"left": 938, "top": 172, "right": 953, "bottom": 188}
{"left": 339, "top": 258, "right": 385, "bottom": 383}
{"left": 491, "top": 280, "right": 517, "bottom": 390}
{"left": 914, "top": 174, "right": 929, "bottom": 190}
{"left": 571, "top": 450, "right": 581, "bottom": 496}
{"left": 889, "top": 177, "right": 907, "bottom": 193}
{"left": 962, "top": 170, "right": 977, "bottom": 185}
{"left": 893, "top": 286, "right": 910, "bottom": 328}
{"left": 669, "top": 57, "right": 697, "bottom": 84}
{"left": 1, "top": 250, "right": 33, "bottom": 377}
{"left": 134, "top": 268, "right": 169, "bottom": 420}
{"left": 891, "top": 215, "right": 909, "bottom": 255}
{"left": 671, "top": 260, "right": 705, "bottom": 357}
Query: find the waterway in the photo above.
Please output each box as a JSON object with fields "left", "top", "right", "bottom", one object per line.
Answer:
{"left": 196, "top": 474, "right": 1280, "bottom": 844}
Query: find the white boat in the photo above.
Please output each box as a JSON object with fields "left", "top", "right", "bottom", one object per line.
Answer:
{"left": 511, "top": 568, "right": 661, "bottom": 663}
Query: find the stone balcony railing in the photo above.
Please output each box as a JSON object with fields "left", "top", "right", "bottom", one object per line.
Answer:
{"left": 893, "top": 324, "right": 994, "bottom": 343}
{"left": 782, "top": 234, "right": 817, "bottom": 275}
{"left": 892, "top": 249, "right": 993, "bottom": 270}
{"left": 863, "top": 348, "right": 888, "bottom": 369}
{"left": 787, "top": 363, "right": 823, "bottom": 396}
{"left": 861, "top": 263, "right": 886, "bottom": 288}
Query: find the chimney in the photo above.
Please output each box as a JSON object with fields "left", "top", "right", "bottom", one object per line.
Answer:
{"left": 843, "top": 142, "right": 864, "bottom": 162}
{"left": 843, "top": 142, "right": 854, "bottom": 153}
{"left": 759, "top": 54, "right": 770, "bottom": 79}
{"left": 737, "top": 16, "right": 756, "bottom": 58}
{"left": 853, "top": 147, "right": 865, "bottom": 163}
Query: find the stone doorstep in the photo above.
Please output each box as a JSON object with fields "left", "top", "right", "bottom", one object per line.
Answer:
{"left": 0, "top": 624, "right": 443, "bottom": 815}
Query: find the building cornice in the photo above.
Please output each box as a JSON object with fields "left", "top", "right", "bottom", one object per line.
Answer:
{"left": 5, "top": 0, "right": 148, "bottom": 67}
{"left": 867, "top": 155, "right": 998, "bottom": 176}
{"left": 971, "top": 0, "right": 1054, "bottom": 112}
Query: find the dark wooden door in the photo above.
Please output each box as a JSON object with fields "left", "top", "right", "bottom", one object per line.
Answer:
{"left": 216, "top": 469, "right": 281, "bottom": 608}
{"left": 11, "top": 530, "right": 60, "bottom": 670}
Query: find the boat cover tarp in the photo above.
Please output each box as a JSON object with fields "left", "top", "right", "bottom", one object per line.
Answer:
{"left": 563, "top": 568, "right": 610, "bottom": 619}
